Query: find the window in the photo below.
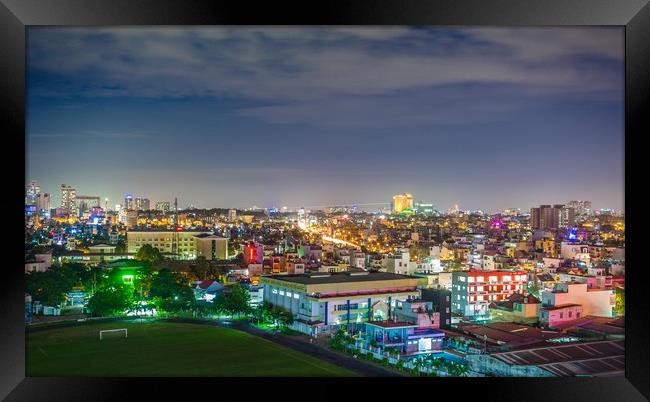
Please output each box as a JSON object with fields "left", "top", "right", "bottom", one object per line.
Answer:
{"left": 293, "top": 293, "right": 299, "bottom": 299}
{"left": 568, "top": 311, "right": 572, "bottom": 318}
{"left": 559, "top": 312, "right": 563, "bottom": 319}
{"left": 446, "top": 307, "right": 450, "bottom": 313}
{"left": 459, "top": 276, "right": 466, "bottom": 282}
{"left": 279, "top": 290, "right": 285, "bottom": 296}
{"left": 285, "top": 292, "right": 292, "bottom": 298}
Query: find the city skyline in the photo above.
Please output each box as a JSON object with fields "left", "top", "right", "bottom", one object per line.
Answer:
{"left": 26, "top": 27, "right": 624, "bottom": 211}
{"left": 26, "top": 178, "right": 622, "bottom": 215}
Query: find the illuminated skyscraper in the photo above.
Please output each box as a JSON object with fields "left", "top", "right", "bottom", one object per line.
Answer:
{"left": 567, "top": 200, "right": 592, "bottom": 220}
{"left": 392, "top": 193, "right": 413, "bottom": 213}
{"left": 135, "top": 197, "right": 150, "bottom": 211}
{"left": 36, "top": 192, "right": 50, "bottom": 214}
{"left": 530, "top": 204, "right": 572, "bottom": 230}
{"left": 25, "top": 180, "right": 40, "bottom": 205}
{"left": 60, "top": 184, "right": 77, "bottom": 214}
{"left": 124, "top": 194, "right": 134, "bottom": 210}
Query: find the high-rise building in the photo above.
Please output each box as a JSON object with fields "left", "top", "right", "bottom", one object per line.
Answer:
{"left": 567, "top": 200, "right": 592, "bottom": 220}
{"left": 155, "top": 201, "right": 171, "bottom": 213}
{"left": 36, "top": 193, "right": 50, "bottom": 214}
{"left": 124, "top": 194, "right": 134, "bottom": 210}
{"left": 76, "top": 196, "right": 101, "bottom": 216}
{"left": 530, "top": 204, "right": 566, "bottom": 230}
{"left": 60, "top": 184, "right": 77, "bottom": 215}
{"left": 415, "top": 202, "right": 434, "bottom": 215}
{"left": 558, "top": 206, "right": 575, "bottom": 228}
{"left": 25, "top": 180, "right": 40, "bottom": 205}
{"left": 228, "top": 209, "right": 237, "bottom": 221}
{"left": 392, "top": 193, "right": 414, "bottom": 213}
{"left": 135, "top": 197, "right": 150, "bottom": 211}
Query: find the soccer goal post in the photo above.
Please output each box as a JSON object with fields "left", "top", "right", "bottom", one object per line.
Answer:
{"left": 99, "top": 328, "right": 128, "bottom": 340}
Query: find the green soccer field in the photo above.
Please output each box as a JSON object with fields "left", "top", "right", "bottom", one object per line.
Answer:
{"left": 26, "top": 321, "right": 358, "bottom": 377}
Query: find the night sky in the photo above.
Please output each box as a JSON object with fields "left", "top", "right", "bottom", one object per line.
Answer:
{"left": 26, "top": 27, "right": 624, "bottom": 212}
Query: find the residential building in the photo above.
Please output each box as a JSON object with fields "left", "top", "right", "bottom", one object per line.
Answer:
{"left": 36, "top": 192, "right": 50, "bottom": 215}
{"left": 540, "top": 282, "right": 614, "bottom": 326}
{"left": 451, "top": 270, "right": 529, "bottom": 317}
{"left": 60, "top": 184, "right": 77, "bottom": 214}
{"left": 489, "top": 293, "right": 541, "bottom": 324}
{"left": 135, "top": 197, "right": 150, "bottom": 211}
{"left": 25, "top": 180, "right": 40, "bottom": 205}
{"left": 394, "top": 298, "right": 440, "bottom": 328}
{"left": 124, "top": 194, "right": 134, "bottom": 210}
{"left": 420, "top": 288, "right": 452, "bottom": 328}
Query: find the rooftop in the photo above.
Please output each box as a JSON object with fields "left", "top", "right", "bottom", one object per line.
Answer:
{"left": 262, "top": 271, "right": 417, "bottom": 285}
{"left": 366, "top": 320, "right": 418, "bottom": 329}
{"left": 542, "top": 303, "right": 582, "bottom": 311}
{"left": 491, "top": 339, "right": 625, "bottom": 377}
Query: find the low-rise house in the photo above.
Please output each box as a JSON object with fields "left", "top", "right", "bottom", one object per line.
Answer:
{"left": 194, "top": 280, "right": 224, "bottom": 302}
{"left": 489, "top": 293, "right": 541, "bottom": 324}
{"left": 364, "top": 320, "right": 445, "bottom": 355}
{"left": 394, "top": 298, "right": 440, "bottom": 328}
{"left": 541, "top": 282, "right": 614, "bottom": 321}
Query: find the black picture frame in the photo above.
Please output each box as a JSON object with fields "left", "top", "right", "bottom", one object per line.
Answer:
{"left": 2, "top": 0, "right": 648, "bottom": 400}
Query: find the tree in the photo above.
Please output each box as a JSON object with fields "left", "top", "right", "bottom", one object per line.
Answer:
{"left": 219, "top": 283, "right": 251, "bottom": 318}
{"left": 25, "top": 271, "right": 70, "bottom": 306}
{"left": 194, "top": 256, "right": 209, "bottom": 281}
{"left": 409, "top": 244, "right": 429, "bottom": 261}
{"left": 150, "top": 269, "right": 195, "bottom": 314}
{"left": 87, "top": 284, "right": 132, "bottom": 317}
{"left": 115, "top": 240, "right": 127, "bottom": 254}
{"left": 614, "top": 287, "right": 625, "bottom": 316}
{"left": 526, "top": 282, "right": 540, "bottom": 297}
{"left": 136, "top": 244, "right": 162, "bottom": 264}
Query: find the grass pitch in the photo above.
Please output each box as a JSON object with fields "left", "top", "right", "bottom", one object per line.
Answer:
{"left": 26, "top": 321, "right": 357, "bottom": 377}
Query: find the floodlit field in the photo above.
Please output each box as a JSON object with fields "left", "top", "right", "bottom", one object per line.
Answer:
{"left": 26, "top": 321, "right": 358, "bottom": 377}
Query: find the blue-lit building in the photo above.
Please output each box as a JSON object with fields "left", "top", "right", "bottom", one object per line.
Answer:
{"left": 364, "top": 321, "right": 445, "bottom": 355}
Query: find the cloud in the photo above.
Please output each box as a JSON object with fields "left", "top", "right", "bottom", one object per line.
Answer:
{"left": 27, "top": 26, "right": 623, "bottom": 126}
{"left": 29, "top": 130, "right": 153, "bottom": 139}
